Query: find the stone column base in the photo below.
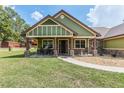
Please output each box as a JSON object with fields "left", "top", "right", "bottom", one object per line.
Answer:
{"left": 54, "top": 49, "right": 58, "bottom": 56}
{"left": 81, "top": 50, "right": 84, "bottom": 56}
{"left": 70, "top": 50, "right": 74, "bottom": 56}
{"left": 93, "top": 49, "right": 98, "bottom": 56}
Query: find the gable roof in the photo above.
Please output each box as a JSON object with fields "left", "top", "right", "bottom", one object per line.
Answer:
{"left": 104, "top": 23, "right": 124, "bottom": 38}
{"left": 92, "top": 27, "right": 110, "bottom": 38}
{"left": 53, "top": 10, "right": 101, "bottom": 36}
{"left": 23, "top": 15, "right": 78, "bottom": 35}
{"left": 92, "top": 23, "right": 124, "bottom": 39}
{"left": 23, "top": 10, "right": 101, "bottom": 37}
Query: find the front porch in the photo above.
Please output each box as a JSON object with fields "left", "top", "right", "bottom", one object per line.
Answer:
{"left": 26, "top": 37, "right": 97, "bottom": 56}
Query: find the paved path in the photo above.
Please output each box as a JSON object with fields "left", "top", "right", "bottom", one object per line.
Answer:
{"left": 58, "top": 56, "right": 124, "bottom": 73}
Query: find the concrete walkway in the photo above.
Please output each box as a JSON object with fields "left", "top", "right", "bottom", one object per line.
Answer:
{"left": 58, "top": 56, "right": 124, "bottom": 73}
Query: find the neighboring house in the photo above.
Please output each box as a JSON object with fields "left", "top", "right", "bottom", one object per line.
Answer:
{"left": 93, "top": 24, "right": 124, "bottom": 57}
{"left": 24, "top": 10, "right": 100, "bottom": 56}
{"left": 0, "top": 41, "right": 21, "bottom": 48}
{"left": 23, "top": 10, "right": 124, "bottom": 56}
{"left": 0, "top": 31, "right": 21, "bottom": 48}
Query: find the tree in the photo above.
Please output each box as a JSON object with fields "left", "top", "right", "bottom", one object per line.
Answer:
{"left": 0, "top": 6, "right": 13, "bottom": 42}
{"left": 0, "top": 5, "right": 30, "bottom": 43}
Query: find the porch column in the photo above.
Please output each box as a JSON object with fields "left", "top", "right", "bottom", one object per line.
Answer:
{"left": 93, "top": 38, "right": 97, "bottom": 56}
{"left": 54, "top": 37, "right": 58, "bottom": 56}
{"left": 87, "top": 38, "right": 89, "bottom": 54}
{"left": 70, "top": 38, "right": 74, "bottom": 56}
{"left": 24, "top": 38, "right": 31, "bottom": 57}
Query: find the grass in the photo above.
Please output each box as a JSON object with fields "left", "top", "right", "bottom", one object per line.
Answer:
{"left": 0, "top": 48, "right": 124, "bottom": 87}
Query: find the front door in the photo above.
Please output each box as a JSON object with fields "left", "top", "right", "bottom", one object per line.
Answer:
{"left": 58, "top": 40, "right": 68, "bottom": 55}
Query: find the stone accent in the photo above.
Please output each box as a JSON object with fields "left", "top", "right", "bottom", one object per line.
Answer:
{"left": 81, "top": 50, "right": 84, "bottom": 56}
{"left": 74, "top": 49, "right": 87, "bottom": 56}
{"left": 104, "top": 49, "right": 124, "bottom": 57}
{"left": 54, "top": 49, "right": 58, "bottom": 56}
{"left": 70, "top": 50, "right": 74, "bottom": 56}
{"left": 93, "top": 49, "right": 98, "bottom": 56}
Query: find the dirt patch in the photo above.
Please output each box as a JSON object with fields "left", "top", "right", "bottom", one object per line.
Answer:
{"left": 74, "top": 56, "right": 124, "bottom": 67}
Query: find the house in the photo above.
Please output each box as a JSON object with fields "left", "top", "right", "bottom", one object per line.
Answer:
{"left": 0, "top": 41, "right": 20, "bottom": 48}
{"left": 23, "top": 10, "right": 124, "bottom": 56}
{"left": 23, "top": 10, "right": 100, "bottom": 56}
{"left": 93, "top": 24, "right": 124, "bottom": 57}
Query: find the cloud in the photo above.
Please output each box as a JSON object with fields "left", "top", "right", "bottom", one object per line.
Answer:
{"left": 87, "top": 5, "right": 124, "bottom": 27}
{"left": 10, "top": 6, "right": 15, "bottom": 10}
{"left": 31, "top": 11, "right": 44, "bottom": 21}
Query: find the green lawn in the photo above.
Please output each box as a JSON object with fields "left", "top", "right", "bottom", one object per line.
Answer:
{"left": 0, "top": 48, "right": 124, "bottom": 88}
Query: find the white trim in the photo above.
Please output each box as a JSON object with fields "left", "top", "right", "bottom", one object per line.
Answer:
{"left": 104, "top": 48, "right": 124, "bottom": 50}
{"left": 26, "top": 35, "right": 73, "bottom": 38}
{"left": 87, "top": 39, "right": 89, "bottom": 53}
{"left": 104, "top": 35, "right": 124, "bottom": 40}
{"left": 36, "top": 27, "right": 38, "bottom": 35}
{"left": 73, "top": 36, "right": 96, "bottom": 38}
{"left": 54, "top": 37, "right": 56, "bottom": 49}
{"left": 40, "top": 25, "right": 60, "bottom": 26}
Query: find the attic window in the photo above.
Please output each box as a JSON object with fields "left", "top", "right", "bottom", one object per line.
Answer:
{"left": 60, "top": 15, "right": 64, "bottom": 19}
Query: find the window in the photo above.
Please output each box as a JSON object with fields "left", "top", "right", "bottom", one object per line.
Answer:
{"left": 75, "top": 39, "right": 85, "bottom": 48}
{"left": 42, "top": 39, "right": 54, "bottom": 49}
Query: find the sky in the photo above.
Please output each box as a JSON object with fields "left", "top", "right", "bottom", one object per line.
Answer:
{"left": 10, "top": 5, "right": 124, "bottom": 28}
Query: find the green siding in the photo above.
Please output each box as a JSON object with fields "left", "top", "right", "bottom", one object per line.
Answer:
{"left": 38, "top": 27, "right": 42, "bottom": 35}
{"left": 34, "top": 28, "right": 37, "bottom": 35}
{"left": 42, "top": 19, "right": 58, "bottom": 25}
{"left": 29, "top": 31, "right": 32, "bottom": 36}
{"left": 104, "top": 37, "right": 124, "bottom": 48}
{"left": 56, "top": 15, "right": 94, "bottom": 36}
{"left": 27, "top": 26, "right": 72, "bottom": 36}
{"left": 48, "top": 26, "right": 51, "bottom": 35}
{"left": 52, "top": 26, "right": 56, "bottom": 35}
{"left": 57, "top": 26, "right": 61, "bottom": 35}
{"left": 43, "top": 27, "right": 46, "bottom": 35}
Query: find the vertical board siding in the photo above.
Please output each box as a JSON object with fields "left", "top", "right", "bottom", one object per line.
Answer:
{"left": 27, "top": 25, "right": 72, "bottom": 37}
